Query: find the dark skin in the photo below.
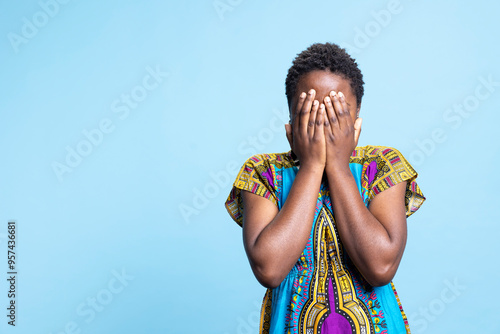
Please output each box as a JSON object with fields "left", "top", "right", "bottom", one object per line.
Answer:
{"left": 242, "top": 69, "right": 408, "bottom": 289}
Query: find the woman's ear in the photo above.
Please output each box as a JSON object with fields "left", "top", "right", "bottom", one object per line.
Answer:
{"left": 284, "top": 123, "right": 293, "bottom": 149}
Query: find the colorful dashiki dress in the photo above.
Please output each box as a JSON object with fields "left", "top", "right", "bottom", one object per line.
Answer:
{"left": 224, "top": 145, "right": 426, "bottom": 334}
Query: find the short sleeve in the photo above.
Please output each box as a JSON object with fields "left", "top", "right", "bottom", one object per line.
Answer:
{"left": 224, "top": 154, "right": 279, "bottom": 227}
{"left": 367, "top": 147, "right": 426, "bottom": 218}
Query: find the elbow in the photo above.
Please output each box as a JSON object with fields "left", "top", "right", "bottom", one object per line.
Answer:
{"left": 364, "top": 264, "right": 397, "bottom": 287}
{"left": 366, "top": 275, "right": 393, "bottom": 288}
{"left": 252, "top": 264, "right": 285, "bottom": 289}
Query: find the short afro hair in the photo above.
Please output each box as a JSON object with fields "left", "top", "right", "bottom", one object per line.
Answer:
{"left": 285, "top": 42, "right": 364, "bottom": 117}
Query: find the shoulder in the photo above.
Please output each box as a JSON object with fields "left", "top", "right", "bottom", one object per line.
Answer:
{"left": 226, "top": 152, "right": 289, "bottom": 226}
{"left": 234, "top": 151, "right": 295, "bottom": 192}
{"left": 242, "top": 151, "right": 295, "bottom": 170}
{"left": 352, "top": 146, "right": 425, "bottom": 217}
{"left": 352, "top": 145, "right": 411, "bottom": 170}
{"left": 353, "top": 145, "right": 418, "bottom": 191}
{"left": 353, "top": 145, "right": 405, "bottom": 159}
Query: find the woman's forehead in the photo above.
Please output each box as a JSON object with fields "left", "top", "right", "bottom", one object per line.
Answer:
{"left": 296, "top": 70, "right": 353, "bottom": 97}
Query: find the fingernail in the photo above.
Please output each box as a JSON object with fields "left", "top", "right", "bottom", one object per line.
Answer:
{"left": 325, "top": 96, "right": 331, "bottom": 103}
{"left": 338, "top": 91, "right": 344, "bottom": 98}
{"left": 300, "top": 92, "right": 306, "bottom": 98}
{"left": 313, "top": 100, "right": 319, "bottom": 105}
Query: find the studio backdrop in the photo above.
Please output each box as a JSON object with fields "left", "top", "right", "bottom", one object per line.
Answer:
{"left": 1, "top": 1, "right": 498, "bottom": 333}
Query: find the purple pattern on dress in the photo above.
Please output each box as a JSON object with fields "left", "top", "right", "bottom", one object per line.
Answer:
{"left": 366, "top": 161, "right": 378, "bottom": 185}
{"left": 261, "top": 167, "right": 275, "bottom": 188}
{"left": 321, "top": 275, "right": 351, "bottom": 333}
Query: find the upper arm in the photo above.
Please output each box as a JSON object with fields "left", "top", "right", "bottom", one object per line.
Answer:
{"left": 368, "top": 180, "right": 408, "bottom": 248}
{"left": 241, "top": 190, "right": 279, "bottom": 257}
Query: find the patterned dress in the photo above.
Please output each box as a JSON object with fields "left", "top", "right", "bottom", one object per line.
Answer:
{"left": 224, "top": 145, "right": 426, "bottom": 334}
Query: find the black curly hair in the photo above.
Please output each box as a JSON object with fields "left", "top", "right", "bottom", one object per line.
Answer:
{"left": 285, "top": 42, "right": 364, "bottom": 120}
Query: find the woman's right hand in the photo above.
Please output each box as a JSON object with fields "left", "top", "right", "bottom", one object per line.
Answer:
{"left": 285, "top": 89, "right": 326, "bottom": 172}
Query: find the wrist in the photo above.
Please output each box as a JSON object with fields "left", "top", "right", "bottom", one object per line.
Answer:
{"left": 325, "top": 166, "right": 353, "bottom": 190}
{"left": 298, "top": 163, "right": 325, "bottom": 176}
{"left": 325, "top": 161, "right": 350, "bottom": 175}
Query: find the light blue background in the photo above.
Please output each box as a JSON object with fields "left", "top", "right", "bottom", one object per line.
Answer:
{"left": 1, "top": 0, "right": 498, "bottom": 333}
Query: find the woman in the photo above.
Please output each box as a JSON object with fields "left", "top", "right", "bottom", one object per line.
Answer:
{"left": 225, "top": 42, "right": 426, "bottom": 334}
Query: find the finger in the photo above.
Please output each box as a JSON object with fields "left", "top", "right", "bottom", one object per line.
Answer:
{"left": 323, "top": 94, "right": 335, "bottom": 124}
{"left": 313, "top": 103, "right": 325, "bottom": 141}
{"left": 330, "top": 90, "right": 345, "bottom": 130}
{"left": 337, "top": 91, "right": 353, "bottom": 130}
{"left": 325, "top": 91, "right": 339, "bottom": 133}
{"left": 292, "top": 91, "right": 307, "bottom": 136}
{"left": 308, "top": 100, "right": 320, "bottom": 137}
{"left": 299, "top": 89, "right": 316, "bottom": 136}
{"left": 354, "top": 117, "right": 363, "bottom": 146}
{"left": 323, "top": 94, "right": 335, "bottom": 137}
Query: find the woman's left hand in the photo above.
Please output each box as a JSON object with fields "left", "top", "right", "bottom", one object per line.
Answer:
{"left": 323, "top": 90, "right": 362, "bottom": 170}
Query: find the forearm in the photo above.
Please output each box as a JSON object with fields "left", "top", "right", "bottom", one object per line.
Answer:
{"left": 249, "top": 166, "right": 323, "bottom": 287}
{"left": 326, "top": 165, "right": 404, "bottom": 286}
